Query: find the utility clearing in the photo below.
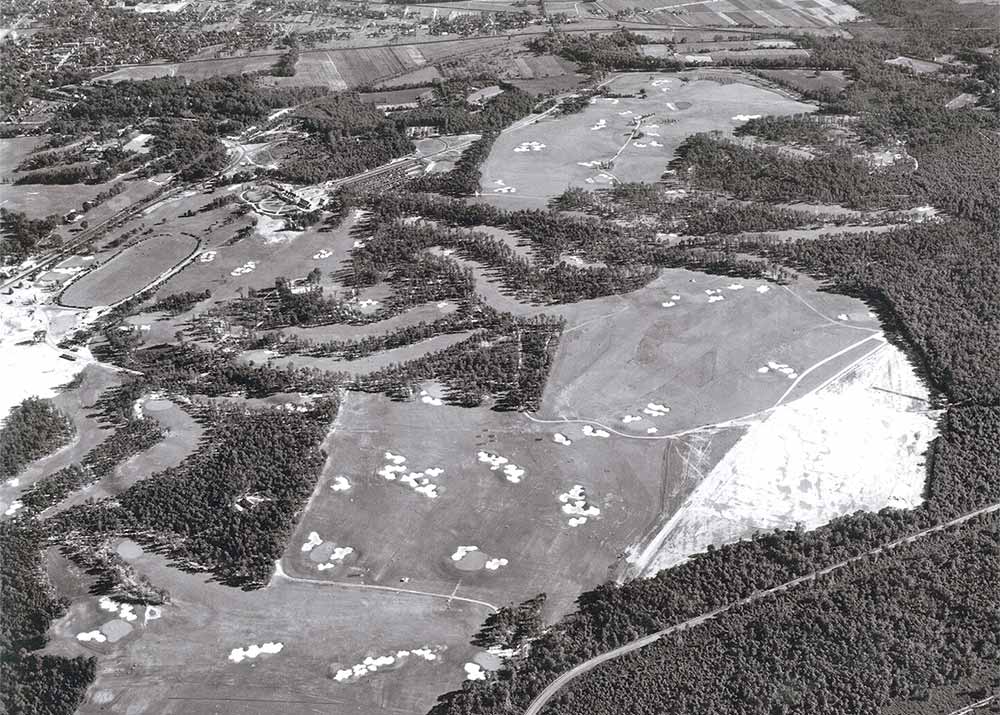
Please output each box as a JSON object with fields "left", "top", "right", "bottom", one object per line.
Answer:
{"left": 632, "top": 342, "right": 937, "bottom": 575}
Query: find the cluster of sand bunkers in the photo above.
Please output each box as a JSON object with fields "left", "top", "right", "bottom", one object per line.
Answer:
{"left": 330, "top": 475, "right": 352, "bottom": 492}
{"left": 76, "top": 596, "right": 161, "bottom": 646}
{"left": 302, "top": 531, "right": 355, "bottom": 571}
{"left": 662, "top": 283, "right": 769, "bottom": 309}
{"left": 228, "top": 641, "right": 284, "bottom": 663}
{"left": 230, "top": 260, "right": 256, "bottom": 277}
{"left": 559, "top": 484, "right": 601, "bottom": 527}
{"left": 476, "top": 451, "right": 525, "bottom": 483}
{"left": 450, "top": 544, "right": 509, "bottom": 571}
{"left": 312, "top": 248, "right": 333, "bottom": 260}
{"left": 492, "top": 179, "right": 516, "bottom": 194}
{"left": 199, "top": 250, "right": 217, "bottom": 263}
{"left": 514, "top": 141, "right": 545, "bottom": 153}
{"left": 333, "top": 646, "right": 440, "bottom": 682}
{"left": 377, "top": 451, "right": 442, "bottom": 498}
{"left": 758, "top": 361, "right": 799, "bottom": 379}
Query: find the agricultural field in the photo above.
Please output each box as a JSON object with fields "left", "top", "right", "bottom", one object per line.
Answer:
{"left": 477, "top": 71, "right": 814, "bottom": 207}
{"left": 596, "top": 0, "right": 861, "bottom": 28}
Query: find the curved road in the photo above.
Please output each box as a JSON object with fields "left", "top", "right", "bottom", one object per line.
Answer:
{"left": 524, "top": 501, "right": 1000, "bottom": 715}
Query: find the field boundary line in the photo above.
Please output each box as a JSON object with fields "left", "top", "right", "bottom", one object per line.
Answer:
{"left": 271, "top": 559, "right": 498, "bottom": 612}
{"left": 523, "top": 502, "right": 1000, "bottom": 715}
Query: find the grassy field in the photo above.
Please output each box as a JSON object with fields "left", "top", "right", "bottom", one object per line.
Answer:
{"left": 597, "top": 0, "right": 860, "bottom": 27}
{"left": 477, "top": 71, "right": 815, "bottom": 208}
{"left": 45, "top": 542, "right": 487, "bottom": 715}
{"left": 61, "top": 233, "right": 199, "bottom": 308}
{"left": 282, "top": 390, "right": 688, "bottom": 620}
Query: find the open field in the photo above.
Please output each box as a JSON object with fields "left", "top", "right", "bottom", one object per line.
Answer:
{"left": 44, "top": 541, "right": 487, "bottom": 715}
{"left": 282, "top": 390, "right": 692, "bottom": 620}
{"left": 0, "top": 138, "right": 159, "bottom": 221}
{"left": 477, "top": 72, "right": 814, "bottom": 208}
{"left": 632, "top": 341, "right": 937, "bottom": 574}
{"left": 757, "top": 68, "right": 851, "bottom": 95}
{"left": 61, "top": 234, "right": 199, "bottom": 308}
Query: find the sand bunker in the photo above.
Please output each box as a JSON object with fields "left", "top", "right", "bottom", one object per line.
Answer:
{"left": 553, "top": 433, "right": 572, "bottom": 446}
{"left": 513, "top": 141, "right": 545, "bottom": 153}
{"left": 419, "top": 389, "right": 443, "bottom": 406}
{"left": 228, "top": 641, "right": 283, "bottom": 663}
{"left": 477, "top": 451, "right": 526, "bottom": 483}
{"left": 492, "top": 179, "right": 517, "bottom": 194}
{"left": 661, "top": 301, "right": 676, "bottom": 308}
{"left": 622, "top": 415, "right": 642, "bottom": 423}
{"left": 464, "top": 662, "right": 487, "bottom": 680}
{"left": 316, "top": 546, "right": 354, "bottom": 570}
{"left": 353, "top": 239, "right": 367, "bottom": 248}
{"left": 330, "top": 476, "right": 352, "bottom": 492}
{"left": 313, "top": 249, "right": 333, "bottom": 260}
{"left": 727, "top": 283, "right": 745, "bottom": 291}
{"left": 590, "top": 119, "right": 607, "bottom": 131}
{"left": 377, "top": 452, "right": 441, "bottom": 497}
{"left": 144, "top": 605, "right": 162, "bottom": 625}
{"left": 709, "top": 295, "right": 725, "bottom": 303}
{"left": 732, "top": 114, "right": 762, "bottom": 122}
{"left": 99, "top": 597, "right": 137, "bottom": 622}
{"left": 643, "top": 402, "right": 670, "bottom": 417}
{"left": 230, "top": 260, "right": 256, "bottom": 277}
{"left": 199, "top": 250, "right": 217, "bottom": 263}
{"left": 333, "top": 646, "right": 440, "bottom": 682}
{"left": 5, "top": 478, "right": 18, "bottom": 488}
{"left": 647, "top": 427, "right": 659, "bottom": 434}
{"left": 756, "top": 285, "right": 771, "bottom": 293}
{"left": 635, "top": 342, "right": 937, "bottom": 574}
{"left": 4, "top": 500, "right": 24, "bottom": 516}
{"left": 759, "top": 361, "right": 799, "bottom": 379}
{"left": 559, "top": 484, "right": 601, "bottom": 527}
{"left": 484, "top": 557, "right": 509, "bottom": 570}
{"left": 451, "top": 545, "right": 491, "bottom": 572}
{"left": 77, "top": 630, "right": 107, "bottom": 643}
{"left": 301, "top": 531, "right": 323, "bottom": 552}
{"left": 581, "top": 425, "right": 610, "bottom": 438}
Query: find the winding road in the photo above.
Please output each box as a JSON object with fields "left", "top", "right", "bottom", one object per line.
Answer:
{"left": 524, "top": 501, "right": 1000, "bottom": 715}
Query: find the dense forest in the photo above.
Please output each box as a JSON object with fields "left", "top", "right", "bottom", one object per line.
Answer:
{"left": 0, "top": 398, "right": 76, "bottom": 479}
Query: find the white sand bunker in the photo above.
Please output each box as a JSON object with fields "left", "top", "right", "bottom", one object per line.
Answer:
{"left": 77, "top": 630, "right": 107, "bottom": 643}
{"left": 649, "top": 141, "right": 663, "bottom": 147}
{"left": 727, "top": 283, "right": 745, "bottom": 291}
{"left": 5, "top": 478, "right": 18, "bottom": 487}
{"left": 99, "top": 597, "right": 137, "bottom": 622}
{"left": 643, "top": 402, "right": 670, "bottom": 417}
{"left": 144, "top": 605, "right": 162, "bottom": 625}
{"left": 709, "top": 295, "right": 725, "bottom": 303}
{"left": 633, "top": 142, "right": 647, "bottom": 148}
{"left": 334, "top": 646, "right": 439, "bottom": 683}
{"left": 590, "top": 119, "right": 607, "bottom": 131}
{"left": 358, "top": 298, "right": 379, "bottom": 308}
{"left": 477, "top": 451, "right": 525, "bottom": 483}
{"left": 492, "top": 179, "right": 517, "bottom": 194}
{"left": 301, "top": 531, "right": 323, "bottom": 552}
{"left": 622, "top": 415, "right": 642, "bottom": 424}
{"left": 581, "top": 425, "right": 610, "bottom": 438}
{"left": 313, "top": 249, "right": 333, "bottom": 260}
{"left": 756, "top": 285, "right": 771, "bottom": 293}
{"left": 5, "top": 500, "right": 24, "bottom": 516}
{"left": 199, "top": 250, "right": 217, "bottom": 263}
{"left": 758, "top": 361, "right": 799, "bottom": 379}
{"left": 577, "top": 160, "right": 602, "bottom": 168}
{"left": 514, "top": 141, "right": 545, "bottom": 153}
{"left": 450, "top": 545, "right": 501, "bottom": 572}
{"left": 228, "top": 642, "right": 283, "bottom": 663}
{"left": 661, "top": 301, "right": 676, "bottom": 308}
{"left": 230, "top": 261, "right": 256, "bottom": 277}
{"left": 732, "top": 114, "right": 762, "bottom": 122}
{"left": 353, "top": 239, "right": 367, "bottom": 248}
{"left": 619, "top": 110, "right": 633, "bottom": 116}
{"left": 451, "top": 544, "right": 478, "bottom": 561}
{"left": 634, "top": 343, "right": 937, "bottom": 574}
{"left": 837, "top": 313, "right": 850, "bottom": 321}
{"left": 420, "top": 389, "right": 443, "bottom": 406}
{"left": 484, "top": 557, "right": 509, "bottom": 570}
{"left": 330, "top": 476, "right": 351, "bottom": 492}
{"left": 647, "top": 427, "right": 659, "bottom": 434}
{"left": 553, "top": 433, "right": 572, "bottom": 446}
{"left": 464, "top": 662, "right": 487, "bottom": 680}
{"left": 316, "top": 546, "right": 354, "bottom": 570}
{"left": 559, "top": 484, "right": 601, "bottom": 527}
{"left": 377, "top": 452, "right": 441, "bottom": 497}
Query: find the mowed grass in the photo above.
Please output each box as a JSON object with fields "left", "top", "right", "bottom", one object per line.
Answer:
{"left": 61, "top": 233, "right": 198, "bottom": 308}
{"left": 283, "top": 390, "right": 680, "bottom": 620}
{"left": 45, "top": 543, "right": 486, "bottom": 715}
{"left": 477, "top": 71, "right": 815, "bottom": 208}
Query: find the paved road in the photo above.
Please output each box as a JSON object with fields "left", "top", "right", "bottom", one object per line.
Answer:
{"left": 523, "top": 501, "right": 1000, "bottom": 715}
